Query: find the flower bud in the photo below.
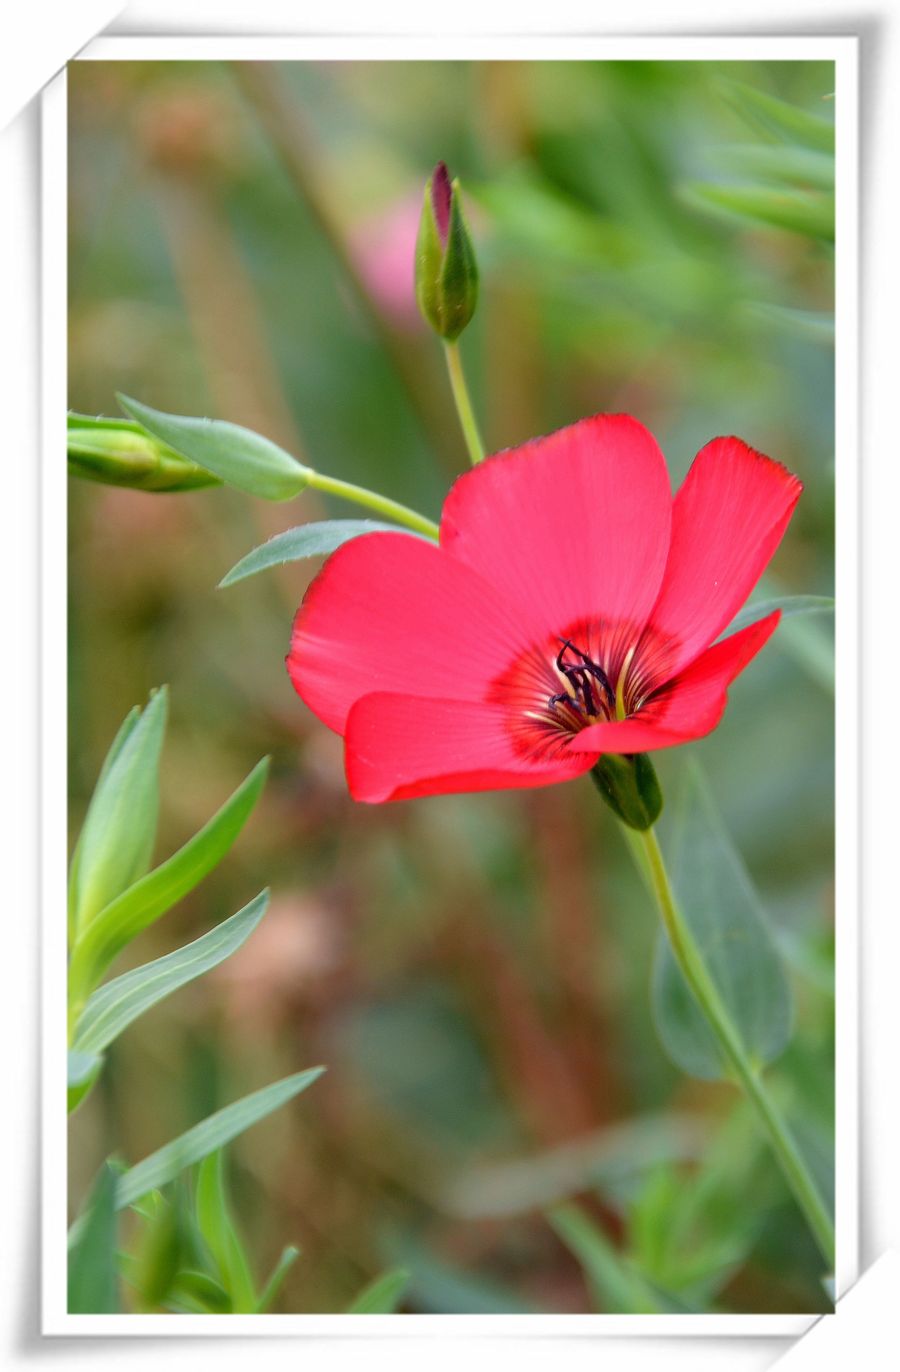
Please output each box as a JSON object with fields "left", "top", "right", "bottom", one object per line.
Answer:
{"left": 414, "top": 162, "right": 479, "bottom": 341}
{"left": 591, "top": 753, "right": 663, "bottom": 831}
{"left": 68, "top": 416, "right": 221, "bottom": 492}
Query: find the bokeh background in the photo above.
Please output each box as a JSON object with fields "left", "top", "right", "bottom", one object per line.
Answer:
{"left": 68, "top": 59, "right": 835, "bottom": 1314}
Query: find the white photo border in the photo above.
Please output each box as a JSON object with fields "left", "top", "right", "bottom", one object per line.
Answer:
{"left": 44, "top": 32, "right": 859, "bottom": 1339}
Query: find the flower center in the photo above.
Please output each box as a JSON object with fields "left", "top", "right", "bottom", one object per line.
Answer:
{"left": 548, "top": 638, "right": 618, "bottom": 724}
{"left": 488, "top": 619, "right": 656, "bottom": 763}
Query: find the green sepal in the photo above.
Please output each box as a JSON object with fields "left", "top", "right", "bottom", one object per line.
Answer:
{"left": 591, "top": 753, "right": 663, "bottom": 831}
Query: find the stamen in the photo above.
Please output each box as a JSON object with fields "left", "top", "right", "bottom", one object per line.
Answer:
{"left": 614, "top": 644, "right": 637, "bottom": 722}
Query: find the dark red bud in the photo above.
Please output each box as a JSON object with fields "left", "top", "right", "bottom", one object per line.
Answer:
{"left": 431, "top": 161, "right": 452, "bottom": 248}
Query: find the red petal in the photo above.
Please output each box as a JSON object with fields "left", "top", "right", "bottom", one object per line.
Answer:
{"left": 567, "top": 611, "right": 780, "bottom": 754}
{"left": 643, "top": 436, "right": 801, "bottom": 680}
{"left": 287, "top": 532, "right": 534, "bottom": 734}
{"left": 440, "top": 414, "right": 672, "bottom": 649}
{"left": 345, "top": 693, "right": 595, "bottom": 802}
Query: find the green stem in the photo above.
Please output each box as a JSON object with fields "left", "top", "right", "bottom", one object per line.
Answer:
{"left": 305, "top": 471, "right": 440, "bottom": 541}
{"left": 443, "top": 341, "right": 485, "bottom": 465}
{"left": 638, "top": 825, "right": 836, "bottom": 1270}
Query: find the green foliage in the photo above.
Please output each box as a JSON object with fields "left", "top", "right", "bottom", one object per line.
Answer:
{"left": 67, "top": 1163, "right": 121, "bottom": 1314}
{"left": 68, "top": 688, "right": 167, "bottom": 941}
{"left": 115, "top": 1069, "right": 325, "bottom": 1209}
{"left": 717, "top": 79, "right": 835, "bottom": 152}
{"left": 66, "top": 694, "right": 321, "bottom": 1314}
{"left": 652, "top": 762, "right": 793, "bottom": 1081}
{"left": 72, "top": 891, "right": 269, "bottom": 1057}
{"left": 628, "top": 1105, "right": 768, "bottom": 1304}
{"left": 67, "top": 1049, "right": 103, "bottom": 1115}
{"left": 70, "top": 1073, "right": 323, "bottom": 1313}
{"left": 726, "top": 594, "right": 834, "bottom": 637}
{"left": 117, "top": 395, "right": 312, "bottom": 501}
{"left": 115, "top": 1155, "right": 305, "bottom": 1313}
{"left": 220, "top": 519, "right": 413, "bottom": 587}
{"left": 346, "top": 1267, "right": 410, "bottom": 1313}
{"left": 551, "top": 1104, "right": 778, "bottom": 1313}
{"left": 195, "top": 1151, "right": 258, "bottom": 1312}
{"left": 548, "top": 1204, "right": 665, "bottom": 1314}
{"left": 68, "top": 756, "right": 269, "bottom": 1009}
{"left": 686, "top": 80, "right": 834, "bottom": 243}
{"left": 684, "top": 183, "right": 834, "bottom": 242}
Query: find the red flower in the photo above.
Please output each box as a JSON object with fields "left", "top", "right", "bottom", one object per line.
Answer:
{"left": 287, "top": 415, "right": 801, "bottom": 803}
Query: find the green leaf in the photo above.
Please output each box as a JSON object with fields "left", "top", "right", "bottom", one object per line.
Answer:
{"left": 130, "top": 1191, "right": 186, "bottom": 1311}
{"left": 652, "top": 761, "right": 793, "bottom": 1081}
{"left": 117, "top": 395, "right": 311, "bottom": 502}
{"left": 219, "top": 519, "right": 410, "bottom": 588}
{"left": 167, "top": 1268, "right": 232, "bottom": 1314}
{"left": 347, "top": 1267, "right": 410, "bottom": 1313}
{"left": 67, "top": 1048, "right": 103, "bottom": 1115}
{"left": 628, "top": 1104, "right": 767, "bottom": 1303}
{"left": 72, "top": 891, "right": 269, "bottom": 1056}
{"left": 115, "top": 1068, "right": 325, "bottom": 1210}
{"left": 683, "top": 182, "right": 834, "bottom": 242}
{"left": 69, "top": 688, "right": 168, "bottom": 941}
{"left": 712, "top": 143, "right": 834, "bottom": 191}
{"left": 68, "top": 758, "right": 268, "bottom": 1002}
{"left": 724, "top": 594, "right": 834, "bottom": 637}
{"left": 548, "top": 1204, "right": 662, "bottom": 1314}
{"left": 195, "top": 1151, "right": 257, "bottom": 1313}
{"left": 68, "top": 1163, "right": 120, "bottom": 1313}
{"left": 725, "top": 594, "right": 834, "bottom": 695}
{"left": 717, "top": 79, "right": 835, "bottom": 153}
{"left": 255, "top": 1246, "right": 301, "bottom": 1313}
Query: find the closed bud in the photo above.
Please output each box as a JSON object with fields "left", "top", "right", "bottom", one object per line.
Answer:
{"left": 68, "top": 416, "right": 221, "bottom": 492}
{"left": 591, "top": 753, "right": 663, "bottom": 831}
{"left": 415, "top": 162, "right": 479, "bottom": 340}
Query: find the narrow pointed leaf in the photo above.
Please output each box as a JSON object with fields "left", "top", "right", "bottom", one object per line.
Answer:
{"left": 116, "top": 1068, "right": 325, "bottom": 1210}
{"left": 72, "top": 891, "right": 269, "bottom": 1056}
{"left": 724, "top": 593, "right": 834, "bottom": 694}
{"left": 652, "top": 761, "right": 793, "bottom": 1081}
{"left": 69, "top": 688, "right": 168, "bottom": 939}
{"left": 717, "top": 79, "right": 835, "bottom": 153}
{"left": 255, "top": 1246, "right": 301, "bottom": 1313}
{"left": 195, "top": 1151, "right": 257, "bottom": 1313}
{"left": 724, "top": 594, "right": 834, "bottom": 637}
{"left": 68, "top": 1163, "right": 120, "bottom": 1313}
{"left": 683, "top": 182, "right": 834, "bottom": 241}
{"left": 117, "top": 395, "right": 311, "bottom": 501}
{"left": 220, "top": 520, "right": 409, "bottom": 588}
{"left": 68, "top": 758, "right": 268, "bottom": 1000}
{"left": 713, "top": 143, "right": 834, "bottom": 191}
{"left": 548, "top": 1204, "right": 662, "bottom": 1314}
{"left": 347, "top": 1267, "right": 410, "bottom": 1313}
{"left": 167, "top": 1269, "right": 232, "bottom": 1313}
{"left": 67, "top": 1048, "right": 103, "bottom": 1115}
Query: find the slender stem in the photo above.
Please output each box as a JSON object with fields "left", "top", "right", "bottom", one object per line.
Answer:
{"left": 638, "top": 825, "right": 836, "bottom": 1270}
{"left": 305, "top": 470, "right": 440, "bottom": 541}
{"left": 443, "top": 341, "right": 486, "bottom": 466}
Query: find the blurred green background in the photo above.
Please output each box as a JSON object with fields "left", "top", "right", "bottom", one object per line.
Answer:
{"left": 68, "top": 58, "right": 835, "bottom": 1314}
